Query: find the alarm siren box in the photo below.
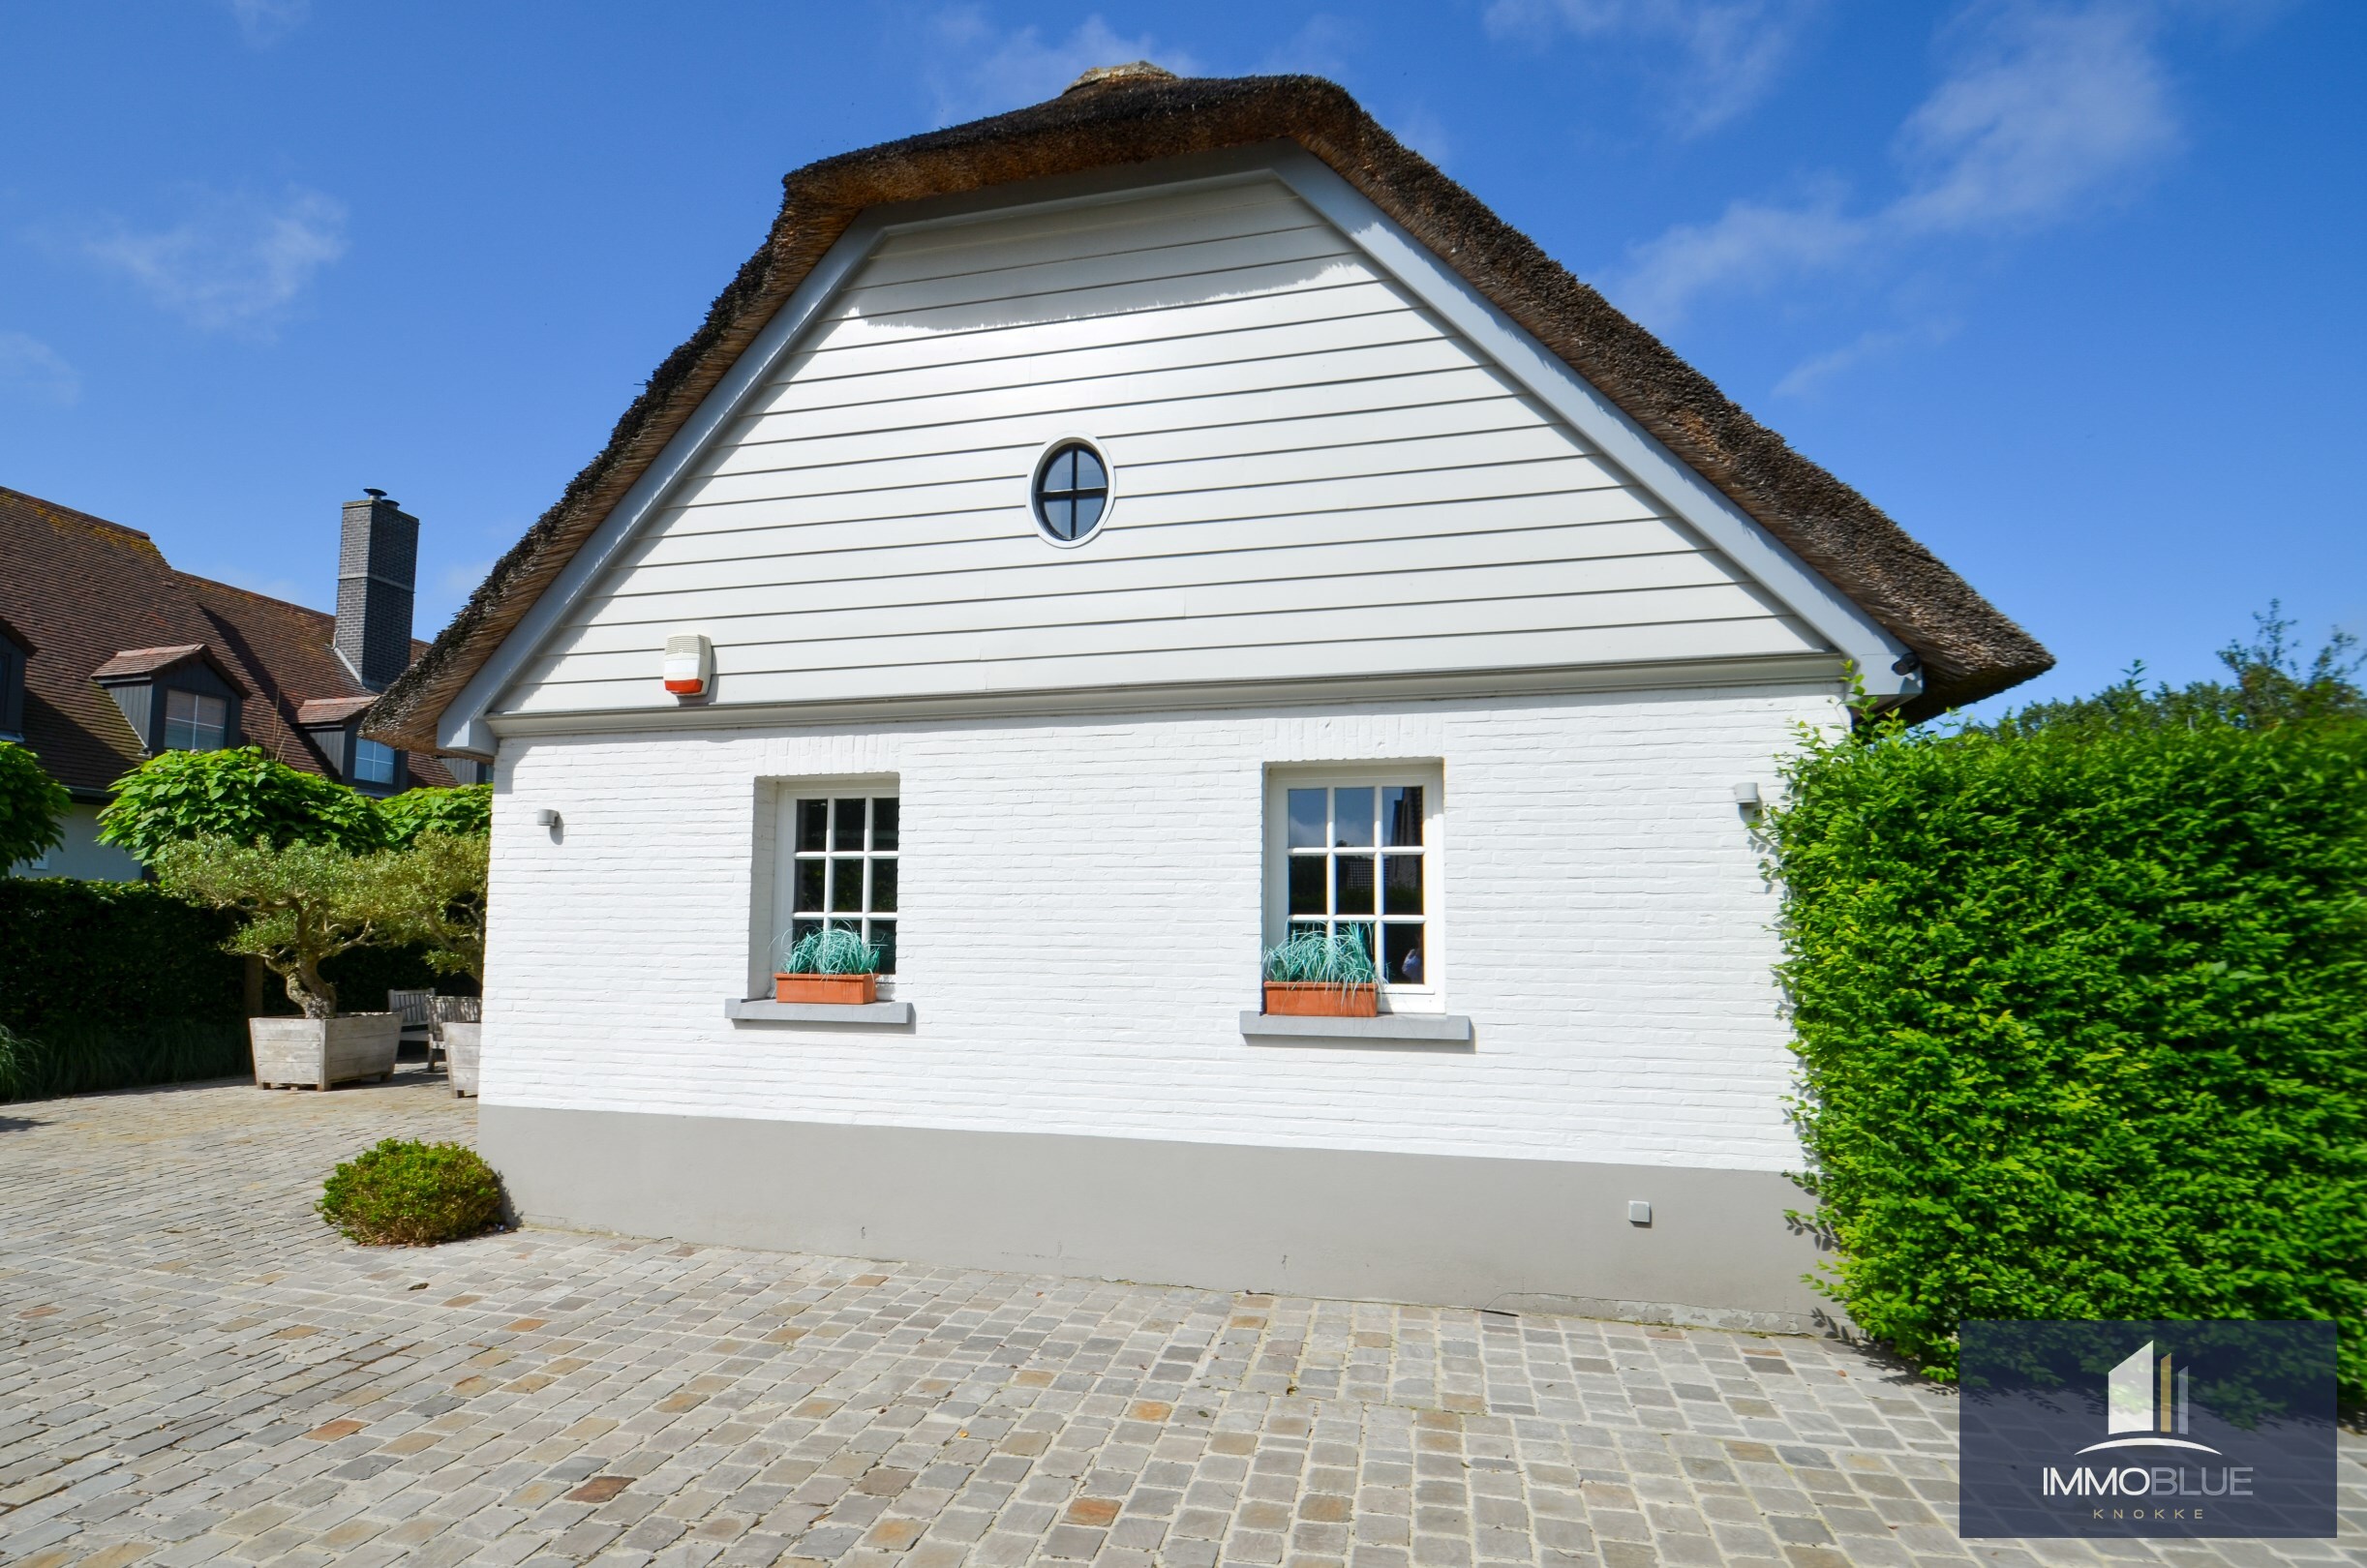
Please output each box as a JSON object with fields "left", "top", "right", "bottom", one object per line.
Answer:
{"left": 662, "top": 632, "right": 713, "bottom": 697}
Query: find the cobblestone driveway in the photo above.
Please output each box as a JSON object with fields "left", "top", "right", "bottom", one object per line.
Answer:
{"left": 0, "top": 1076, "right": 2357, "bottom": 1568}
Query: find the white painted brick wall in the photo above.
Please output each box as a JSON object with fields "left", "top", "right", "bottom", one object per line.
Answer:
{"left": 480, "top": 681, "right": 1844, "bottom": 1172}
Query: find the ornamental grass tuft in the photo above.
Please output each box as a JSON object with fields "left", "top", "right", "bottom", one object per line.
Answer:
{"left": 1261, "top": 927, "right": 1377, "bottom": 987}
{"left": 318, "top": 1138, "right": 506, "bottom": 1246}
{"left": 777, "top": 925, "right": 883, "bottom": 975}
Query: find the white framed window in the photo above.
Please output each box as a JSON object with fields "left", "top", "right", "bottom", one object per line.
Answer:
{"left": 1029, "top": 437, "right": 1112, "bottom": 547}
{"left": 351, "top": 737, "right": 397, "bottom": 785}
{"left": 1264, "top": 764, "right": 1444, "bottom": 1006}
{"left": 772, "top": 788, "right": 899, "bottom": 975}
{"left": 162, "top": 689, "right": 228, "bottom": 751}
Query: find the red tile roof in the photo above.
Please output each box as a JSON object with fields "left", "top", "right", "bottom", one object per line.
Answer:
{"left": 0, "top": 483, "right": 452, "bottom": 795}
{"left": 294, "top": 695, "right": 379, "bottom": 725}
{"left": 91, "top": 644, "right": 236, "bottom": 683}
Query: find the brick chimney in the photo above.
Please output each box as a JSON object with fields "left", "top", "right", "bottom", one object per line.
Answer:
{"left": 335, "top": 489, "right": 418, "bottom": 691}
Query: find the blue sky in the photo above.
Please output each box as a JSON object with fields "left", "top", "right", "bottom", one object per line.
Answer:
{"left": 1, "top": 0, "right": 2358, "bottom": 717}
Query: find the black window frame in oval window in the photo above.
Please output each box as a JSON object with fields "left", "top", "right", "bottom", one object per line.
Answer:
{"left": 1031, "top": 440, "right": 1110, "bottom": 544}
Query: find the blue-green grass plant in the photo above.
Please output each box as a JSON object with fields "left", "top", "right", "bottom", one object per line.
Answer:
{"left": 775, "top": 925, "right": 884, "bottom": 976}
{"left": 1260, "top": 927, "right": 1378, "bottom": 990}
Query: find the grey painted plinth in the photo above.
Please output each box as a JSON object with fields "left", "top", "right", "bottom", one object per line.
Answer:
{"left": 249, "top": 1013, "right": 399, "bottom": 1090}
{"left": 441, "top": 1021, "right": 481, "bottom": 1098}
{"left": 1239, "top": 1011, "right": 1473, "bottom": 1044}
{"left": 481, "top": 1104, "right": 1834, "bottom": 1332}
{"left": 724, "top": 998, "right": 914, "bottom": 1025}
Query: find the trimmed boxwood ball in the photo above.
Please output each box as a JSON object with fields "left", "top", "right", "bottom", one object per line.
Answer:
{"left": 318, "top": 1138, "right": 505, "bottom": 1246}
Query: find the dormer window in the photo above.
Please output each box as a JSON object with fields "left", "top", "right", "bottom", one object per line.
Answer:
{"left": 163, "top": 689, "right": 228, "bottom": 751}
{"left": 93, "top": 644, "right": 243, "bottom": 758}
{"left": 0, "top": 618, "right": 28, "bottom": 741}
{"left": 352, "top": 737, "right": 397, "bottom": 785}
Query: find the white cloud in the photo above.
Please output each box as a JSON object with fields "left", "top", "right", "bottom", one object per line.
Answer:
{"left": 1258, "top": 14, "right": 1362, "bottom": 78}
{"left": 1484, "top": 0, "right": 1821, "bottom": 135}
{"left": 71, "top": 186, "right": 349, "bottom": 335}
{"left": 1774, "top": 320, "right": 1957, "bottom": 397}
{"left": 0, "top": 332, "right": 80, "bottom": 406}
{"left": 921, "top": 9, "right": 1198, "bottom": 125}
{"left": 226, "top": 0, "right": 308, "bottom": 46}
{"left": 1893, "top": 4, "right": 2178, "bottom": 235}
{"left": 1607, "top": 2, "right": 2183, "bottom": 334}
{"left": 1610, "top": 187, "right": 1866, "bottom": 325}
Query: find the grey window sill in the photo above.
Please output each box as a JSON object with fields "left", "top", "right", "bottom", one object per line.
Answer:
{"left": 1238, "top": 1010, "right": 1473, "bottom": 1045}
{"left": 725, "top": 998, "right": 914, "bottom": 1025}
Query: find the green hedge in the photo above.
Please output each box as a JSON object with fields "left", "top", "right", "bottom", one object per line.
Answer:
{"left": 0, "top": 878, "right": 246, "bottom": 1036}
{"left": 0, "top": 877, "right": 470, "bottom": 1101}
{"left": 1771, "top": 715, "right": 2367, "bottom": 1402}
{"left": 317, "top": 942, "right": 464, "bottom": 1016}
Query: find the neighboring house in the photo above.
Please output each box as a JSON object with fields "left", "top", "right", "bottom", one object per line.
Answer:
{"left": 0, "top": 485, "right": 481, "bottom": 878}
{"left": 370, "top": 68, "right": 2048, "bottom": 1328}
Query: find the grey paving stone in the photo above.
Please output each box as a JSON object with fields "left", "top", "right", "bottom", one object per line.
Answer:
{"left": 0, "top": 1074, "right": 2360, "bottom": 1568}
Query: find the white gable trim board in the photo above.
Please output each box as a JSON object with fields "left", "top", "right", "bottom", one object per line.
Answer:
{"left": 439, "top": 145, "right": 1910, "bottom": 756}
{"left": 457, "top": 146, "right": 1878, "bottom": 1329}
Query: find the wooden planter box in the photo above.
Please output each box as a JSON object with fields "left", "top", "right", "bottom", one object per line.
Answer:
{"left": 1261, "top": 981, "right": 1379, "bottom": 1018}
{"left": 251, "top": 1013, "right": 400, "bottom": 1090}
{"left": 442, "top": 1021, "right": 482, "bottom": 1099}
{"left": 774, "top": 973, "right": 879, "bottom": 1005}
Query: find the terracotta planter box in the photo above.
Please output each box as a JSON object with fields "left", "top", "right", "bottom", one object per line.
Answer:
{"left": 1261, "top": 981, "right": 1379, "bottom": 1018}
{"left": 250, "top": 1013, "right": 400, "bottom": 1090}
{"left": 774, "top": 973, "right": 879, "bottom": 1005}
{"left": 442, "top": 1021, "right": 482, "bottom": 1099}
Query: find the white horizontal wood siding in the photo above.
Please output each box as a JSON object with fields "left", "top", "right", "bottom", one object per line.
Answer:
{"left": 504, "top": 178, "right": 1824, "bottom": 718}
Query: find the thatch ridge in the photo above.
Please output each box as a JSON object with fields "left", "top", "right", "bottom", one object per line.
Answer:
{"left": 369, "top": 72, "right": 2048, "bottom": 747}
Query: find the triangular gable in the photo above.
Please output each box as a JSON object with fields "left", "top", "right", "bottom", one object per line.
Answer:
{"left": 372, "top": 73, "right": 2047, "bottom": 754}
{"left": 474, "top": 158, "right": 1912, "bottom": 733}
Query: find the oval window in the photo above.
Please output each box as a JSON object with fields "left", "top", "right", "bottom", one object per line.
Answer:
{"left": 1031, "top": 440, "right": 1109, "bottom": 545}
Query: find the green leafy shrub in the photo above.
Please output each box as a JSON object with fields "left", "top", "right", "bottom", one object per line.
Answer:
{"left": 1261, "top": 928, "right": 1378, "bottom": 986}
{"left": 318, "top": 1138, "right": 506, "bottom": 1246}
{"left": 0, "top": 740, "right": 68, "bottom": 870}
{"left": 1770, "top": 709, "right": 2367, "bottom": 1402}
{"left": 0, "top": 1017, "right": 251, "bottom": 1102}
{"left": 777, "top": 925, "right": 882, "bottom": 975}
{"left": 378, "top": 783, "right": 492, "bottom": 845}
{"left": 96, "top": 750, "right": 495, "bottom": 864}
{"left": 100, "top": 746, "right": 384, "bottom": 860}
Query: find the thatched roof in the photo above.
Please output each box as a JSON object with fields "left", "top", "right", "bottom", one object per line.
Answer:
{"left": 369, "top": 67, "right": 2048, "bottom": 747}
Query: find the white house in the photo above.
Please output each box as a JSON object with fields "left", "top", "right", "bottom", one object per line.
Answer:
{"left": 372, "top": 66, "right": 2047, "bottom": 1330}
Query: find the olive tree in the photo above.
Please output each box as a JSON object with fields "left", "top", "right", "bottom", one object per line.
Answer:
{"left": 387, "top": 829, "right": 490, "bottom": 985}
{"left": 149, "top": 837, "right": 420, "bottom": 1017}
